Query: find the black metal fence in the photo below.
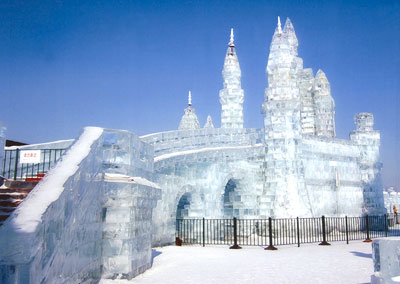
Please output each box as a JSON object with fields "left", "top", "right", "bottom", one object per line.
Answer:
{"left": 2, "top": 148, "right": 66, "bottom": 180}
{"left": 176, "top": 214, "right": 400, "bottom": 248}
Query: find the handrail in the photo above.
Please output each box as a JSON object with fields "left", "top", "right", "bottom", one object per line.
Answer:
{"left": 2, "top": 148, "right": 66, "bottom": 180}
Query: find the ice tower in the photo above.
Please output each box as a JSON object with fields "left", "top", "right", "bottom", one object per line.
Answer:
{"left": 219, "top": 29, "right": 244, "bottom": 128}
{"left": 350, "top": 113, "right": 386, "bottom": 215}
{"left": 178, "top": 91, "right": 201, "bottom": 130}
{"left": 261, "top": 17, "right": 306, "bottom": 218}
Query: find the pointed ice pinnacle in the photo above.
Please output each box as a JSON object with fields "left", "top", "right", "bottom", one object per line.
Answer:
{"left": 283, "top": 17, "right": 295, "bottom": 34}
{"left": 204, "top": 115, "right": 214, "bottom": 128}
{"left": 229, "top": 28, "right": 234, "bottom": 45}
{"left": 315, "top": 69, "right": 327, "bottom": 79}
{"left": 179, "top": 91, "right": 200, "bottom": 130}
{"left": 277, "top": 16, "right": 282, "bottom": 34}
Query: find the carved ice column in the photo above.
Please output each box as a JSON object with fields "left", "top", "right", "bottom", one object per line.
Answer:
{"left": 350, "top": 113, "right": 386, "bottom": 215}
{"left": 219, "top": 29, "right": 244, "bottom": 129}
{"left": 299, "top": 68, "right": 316, "bottom": 135}
{"left": 313, "top": 69, "right": 336, "bottom": 137}
{"left": 260, "top": 17, "right": 307, "bottom": 218}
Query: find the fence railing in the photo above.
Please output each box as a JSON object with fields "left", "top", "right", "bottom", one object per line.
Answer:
{"left": 176, "top": 214, "right": 400, "bottom": 248}
{"left": 2, "top": 148, "right": 66, "bottom": 180}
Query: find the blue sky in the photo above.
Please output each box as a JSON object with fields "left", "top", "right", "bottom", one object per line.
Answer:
{"left": 0, "top": 0, "right": 399, "bottom": 188}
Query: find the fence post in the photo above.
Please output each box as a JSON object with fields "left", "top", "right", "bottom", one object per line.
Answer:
{"left": 202, "top": 217, "right": 205, "bottom": 247}
{"left": 363, "top": 215, "right": 372, "bottom": 242}
{"left": 265, "top": 217, "right": 278, "bottom": 250}
{"left": 229, "top": 217, "right": 241, "bottom": 249}
{"left": 175, "top": 219, "right": 182, "bottom": 246}
{"left": 296, "top": 217, "right": 300, "bottom": 247}
{"left": 345, "top": 216, "right": 349, "bottom": 245}
{"left": 319, "top": 215, "right": 331, "bottom": 246}
{"left": 13, "top": 148, "right": 19, "bottom": 180}
{"left": 384, "top": 214, "right": 388, "bottom": 237}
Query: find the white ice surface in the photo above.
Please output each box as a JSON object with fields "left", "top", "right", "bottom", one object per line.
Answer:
{"left": 99, "top": 242, "right": 373, "bottom": 284}
{"left": 6, "top": 127, "right": 103, "bottom": 233}
{"left": 154, "top": 144, "right": 262, "bottom": 162}
{"left": 104, "top": 173, "right": 161, "bottom": 189}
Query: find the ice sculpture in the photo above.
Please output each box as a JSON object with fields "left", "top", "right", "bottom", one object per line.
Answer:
{"left": 178, "top": 91, "right": 201, "bottom": 130}
{"left": 219, "top": 28, "right": 244, "bottom": 128}
{"left": 314, "top": 69, "right": 335, "bottom": 137}
{"left": 141, "top": 17, "right": 386, "bottom": 244}
{"left": 351, "top": 113, "right": 386, "bottom": 215}
{"left": 0, "top": 18, "right": 386, "bottom": 263}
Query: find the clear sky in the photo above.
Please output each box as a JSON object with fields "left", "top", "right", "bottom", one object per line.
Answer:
{"left": 0, "top": 0, "right": 399, "bottom": 188}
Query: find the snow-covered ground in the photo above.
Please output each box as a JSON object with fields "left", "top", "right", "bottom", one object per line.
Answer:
{"left": 100, "top": 241, "right": 373, "bottom": 284}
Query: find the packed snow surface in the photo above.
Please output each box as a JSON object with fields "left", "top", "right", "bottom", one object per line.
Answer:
{"left": 5, "top": 139, "right": 74, "bottom": 150}
{"left": 7, "top": 127, "right": 103, "bottom": 233}
{"left": 99, "top": 242, "right": 373, "bottom": 284}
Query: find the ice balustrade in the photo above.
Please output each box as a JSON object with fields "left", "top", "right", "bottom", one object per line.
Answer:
{"left": 141, "top": 128, "right": 263, "bottom": 157}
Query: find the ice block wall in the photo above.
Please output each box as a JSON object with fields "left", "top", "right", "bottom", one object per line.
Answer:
{"left": 371, "top": 237, "right": 400, "bottom": 284}
{"left": 300, "top": 136, "right": 364, "bottom": 217}
{"left": 151, "top": 143, "right": 264, "bottom": 246}
{"left": 0, "top": 128, "right": 160, "bottom": 283}
{"left": 351, "top": 113, "right": 386, "bottom": 215}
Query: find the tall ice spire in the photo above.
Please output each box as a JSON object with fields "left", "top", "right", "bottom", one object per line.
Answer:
{"left": 277, "top": 16, "right": 282, "bottom": 34}
{"left": 178, "top": 91, "right": 200, "bottom": 130}
{"left": 261, "top": 16, "right": 306, "bottom": 218}
{"left": 219, "top": 28, "right": 244, "bottom": 128}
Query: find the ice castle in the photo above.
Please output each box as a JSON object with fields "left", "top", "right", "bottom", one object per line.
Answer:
{"left": 144, "top": 17, "right": 386, "bottom": 245}
{"left": 0, "top": 17, "right": 386, "bottom": 282}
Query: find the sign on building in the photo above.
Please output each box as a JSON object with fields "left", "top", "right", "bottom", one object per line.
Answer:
{"left": 20, "top": 150, "right": 41, "bottom": 164}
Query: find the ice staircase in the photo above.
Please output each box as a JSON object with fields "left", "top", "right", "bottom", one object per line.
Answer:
{"left": 0, "top": 180, "right": 39, "bottom": 226}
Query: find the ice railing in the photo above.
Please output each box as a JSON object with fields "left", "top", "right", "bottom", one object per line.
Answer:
{"left": 141, "top": 128, "right": 264, "bottom": 157}
{"left": 2, "top": 139, "right": 74, "bottom": 180}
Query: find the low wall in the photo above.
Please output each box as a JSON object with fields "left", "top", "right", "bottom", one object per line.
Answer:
{"left": 0, "top": 128, "right": 161, "bottom": 283}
